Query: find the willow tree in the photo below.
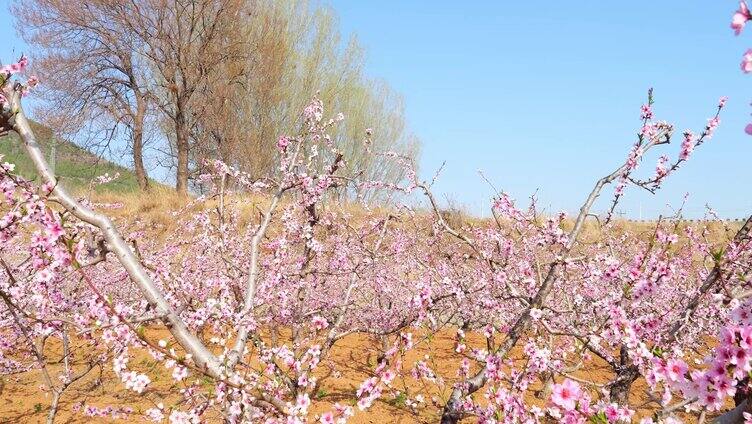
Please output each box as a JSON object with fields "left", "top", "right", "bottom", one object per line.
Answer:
{"left": 200, "top": 0, "right": 421, "bottom": 200}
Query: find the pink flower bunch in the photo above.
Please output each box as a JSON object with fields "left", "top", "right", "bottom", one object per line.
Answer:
{"left": 311, "top": 315, "right": 329, "bottom": 330}
{"left": 731, "top": 3, "right": 752, "bottom": 133}
{"left": 318, "top": 404, "right": 353, "bottom": 424}
{"left": 168, "top": 410, "right": 201, "bottom": 424}
{"left": 740, "top": 49, "right": 752, "bottom": 74}
{"left": 640, "top": 104, "right": 653, "bottom": 120}
{"left": 548, "top": 379, "right": 634, "bottom": 422}
{"left": 120, "top": 371, "right": 151, "bottom": 393}
{"left": 733, "top": 1, "right": 752, "bottom": 35}
{"left": 649, "top": 300, "right": 752, "bottom": 414}
{"left": 679, "top": 130, "right": 694, "bottom": 160}
{"left": 705, "top": 116, "right": 720, "bottom": 138}
{"left": 92, "top": 172, "right": 120, "bottom": 186}
{"left": 82, "top": 405, "right": 133, "bottom": 420}
{"left": 550, "top": 379, "right": 583, "bottom": 411}
{"left": 1, "top": 55, "right": 40, "bottom": 104}
{"left": 653, "top": 155, "right": 669, "bottom": 180}
{"left": 0, "top": 55, "right": 27, "bottom": 77}
{"left": 303, "top": 97, "right": 324, "bottom": 123}
{"left": 277, "top": 135, "right": 290, "bottom": 151}
{"left": 144, "top": 405, "right": 165, "bottom": 422}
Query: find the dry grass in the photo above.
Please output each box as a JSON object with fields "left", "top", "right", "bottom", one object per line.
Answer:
{"left": 80, "top": 189, "right": 743, "bottom": 248}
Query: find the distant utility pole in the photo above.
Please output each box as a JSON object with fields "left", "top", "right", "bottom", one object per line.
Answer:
{"left": 49, "top": 134, "right": 57, "bottom": 175}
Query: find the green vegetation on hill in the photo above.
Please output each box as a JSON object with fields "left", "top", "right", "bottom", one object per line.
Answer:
{"left": 0, "top": 121, "right": 144, "bottom": 193}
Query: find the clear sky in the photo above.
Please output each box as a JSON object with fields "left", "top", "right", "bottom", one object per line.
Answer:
{"left": 2, "top": 1, "right": 751, "bottom": 218}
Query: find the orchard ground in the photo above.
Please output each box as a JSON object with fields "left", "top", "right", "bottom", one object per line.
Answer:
{"left": 0, "top": 327, "right": 719, "bottom": 423}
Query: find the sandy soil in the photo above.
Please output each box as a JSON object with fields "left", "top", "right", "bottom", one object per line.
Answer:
{"left": 0, "top": 327, "right": 715, "bottom": 423}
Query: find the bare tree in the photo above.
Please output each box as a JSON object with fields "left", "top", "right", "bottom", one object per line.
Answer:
{"left": 126, "top": 0, "right": 244, "bottom": 195}
{"left": 14, "top": 0, "right": 154, "bottom": 190}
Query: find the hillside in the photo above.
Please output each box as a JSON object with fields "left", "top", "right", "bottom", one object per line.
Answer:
{"left": 0, "top": 121, "right": 145, "bottom": 193}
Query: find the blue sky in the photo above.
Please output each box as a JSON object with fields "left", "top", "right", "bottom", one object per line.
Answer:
{"left": 2, "top": 1, "right": 751, "bottom": 218}
{"left": 328, "top": 1, "right": 752, "bottom": 219}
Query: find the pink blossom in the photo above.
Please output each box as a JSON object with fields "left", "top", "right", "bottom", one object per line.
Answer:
{"left": 742, "top": 49, "right": 752, "bottom": 73}
{"left": 172, "top": 365, "right": 188, "bottom": 381}
{"left": 740, "top": 327, "right": 752, "bottom": 349}
{"left": 277, "top": 136, "right": 290, "bottom": 151}
{"left": 357, "top": 396, "right": 374, "bottom": 411}
{"left": 732, "top": 2, "right": 752, "bottom": 35}
{"left": 665, "top": 359, "right": 687, "bottom": 382}
{"left": 320, "top": 412, "right": 335, "bottom": 424}
{"left": 700, "top": 386, "right": 724, "bottom": 411}
{"left": 529, "top": 308, "right": 543, "bottom": 320}
{"left": 679, "top": 131, "right": 694, "bottom": 160}
{"left": 640, "top": 123, "right": 656, "bottom": 139}
{"left": 1, "top": 55, "right": 27, "bottom": 76}
{"left": 604, "top": 403, "right": 621, "bottom": 422}
{"left": 311, "top": 315, "right": 329, "bottom": 331}
{"left": 122, "top": 371, "right": 150, "bottom": 393}
{"left": 550, "top": 379, "right": 582, "bottom": 411}
{"left": 381, "top": 369, "right": 396, "bottom": 385}
{"left": 303, "top": 98, "right": 324, "bottom": 123}
{"left": 640, "top": 104, "right": 653, "bottom": 120}
{"left": 714, "top": 373, "right": 737, "bottom": 398}
{"left": 145, "top": 407, "right": 165, "bottom": 422}
{"left": 295, "top": 393, "right": 311, "bottom": 414}
{"left": 654, "top": 155, "right": 669, "bottom": 180}
{"left": 734, "top": 306, "right": 752, "bottom": 326}
{"left": 169, "top": 410, "right": 198, "bottom": 424}
{"left": 706, "top": 116, "right": 720, "bottom": 138}
{"left": 730, "top": 346, "right": 750, "bottom": 367}
{"left": 45, "top": 221, "right": 64, "bottom": 240}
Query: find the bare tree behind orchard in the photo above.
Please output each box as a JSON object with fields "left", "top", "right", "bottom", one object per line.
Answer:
{"left": 126, "top": 0, "right": 246, "bottom": 195}
{"left": 13, "top": 0, "right": 154, "bottom": 191}
{"left": 13, "top": 0, "right": 421, "bottom": 198}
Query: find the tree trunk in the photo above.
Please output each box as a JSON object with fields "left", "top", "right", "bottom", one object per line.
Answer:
{"left": 734, "top": 377, "right": 750, "bottom": 407}
{"left": 46, "top": 390, "right": 60, "bottom": 424}
{"left": 175, "top": 103, "right": 189, "bottom": 195}
{"left": 609, "top": 346, "right": 640, "bottom": 405}
{"left": 609, "top": 367, "right": 639, "bottom": 405}
{"left": 537, "top": 371, "right": 555, "bottom": 400}
{"left": 133, "top": 96, "right": 149, "bottom": 191}
{"left": 715, "top": 393, "right": 752, "bottom": 423}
